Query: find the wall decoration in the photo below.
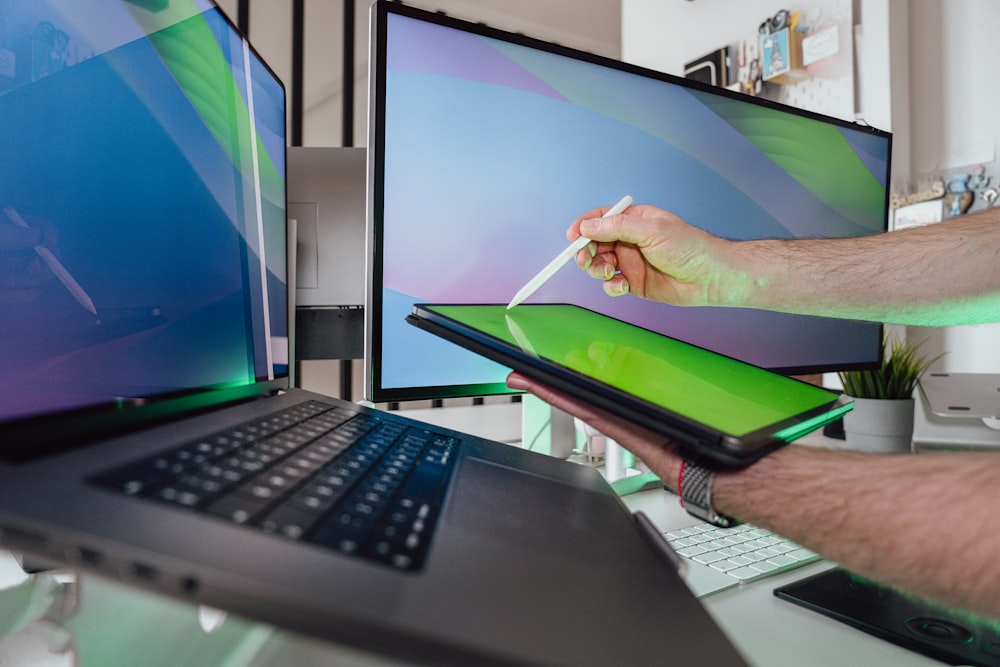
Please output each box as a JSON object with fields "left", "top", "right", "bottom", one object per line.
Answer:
{"left": 684, "top": 48, "right": 729, "bottom": 87}
{"left": 944, "top": 173, "right": 974, "bottom": 217}
{"left": 802, "top": 23, "right": 839, "bottom": 69}
{"left": 734, "top": 36, "right": 762, "bottom": 96}
{"left": 762, "top": 28, "right": 808, "bottom": 84}
{"left": 802, "top": 22, "right": 849, "bottom": 78}
{"left": 889, "top": 180, "right": 945, "bottom": 210}
{"left": 676, "top": 2, "right": 854, "bottom": 118}
{"left": 759, "top": 9, "right": 809, "bottom": 85}
{"left": 893, "top": 165, "right": 997, "bottom": 219}
{"left": 760, "top": 28, "right": 809, "bottom": 85}
{"left": 893, "top": 199, "right": 943, "bottom": 231}
{"left": 979, "top": 187, "right": 999, "bottom": 208}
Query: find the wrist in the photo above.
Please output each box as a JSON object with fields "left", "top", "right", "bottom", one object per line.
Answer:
{"left": 708, "top": 446, "right": 801, "bottom": 526}
{"left": 709, "top": 239, "right": 766, "bottom": 309}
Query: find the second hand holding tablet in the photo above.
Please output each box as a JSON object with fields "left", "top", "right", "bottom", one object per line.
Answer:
{"left": 507, "top": 195, "right": 632, "bottom": 309}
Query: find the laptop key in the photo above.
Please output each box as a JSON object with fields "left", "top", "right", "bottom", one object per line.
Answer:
{"left": 257, "top": 504, "right": 324, "bottom": 539}
{"left": 92, "top": 463, "right": 174, "bottom": 495}
{"left": 203, "top": 490, "right": 273, "bottom": 524}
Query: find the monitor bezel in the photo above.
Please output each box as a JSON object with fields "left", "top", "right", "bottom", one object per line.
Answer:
{"left": 365, "top": 0, "right": 890, "bottom": 404}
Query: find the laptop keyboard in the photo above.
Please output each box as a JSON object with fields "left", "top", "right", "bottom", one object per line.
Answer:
{"left": 91, "top": 400, "right": 459, "bottom": 572}
{"left": 665, "top": 522, "right": 820, "bottom": 584}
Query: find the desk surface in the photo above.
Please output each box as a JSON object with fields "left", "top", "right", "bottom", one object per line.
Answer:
{"left": 0, "top": 430, "right": 948, "bottom": 667}
{"left": 623, "top": 485, "right": 946, "bottom": 667}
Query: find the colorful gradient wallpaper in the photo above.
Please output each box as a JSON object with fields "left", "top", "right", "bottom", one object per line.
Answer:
{"left": 0, "top": 1, "right": 287, "bottom": 423}
{"left": 373, "top": 10, "right": 890, "bottom": 398}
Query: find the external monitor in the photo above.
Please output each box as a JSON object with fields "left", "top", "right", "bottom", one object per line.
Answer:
{"left": 366, "top": 1, "right": 891, "bottom": 404}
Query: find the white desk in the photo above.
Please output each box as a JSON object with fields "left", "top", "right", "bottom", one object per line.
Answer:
{"left": 622, "top": 485, "right": 946, "bottom": 667}
{"left": 0, "top": 429, "right": 951, "bottom": 666}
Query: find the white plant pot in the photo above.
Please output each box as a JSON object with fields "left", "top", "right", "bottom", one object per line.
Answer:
{"left": 842, "top": 397, "right": 915, "bottom": 454}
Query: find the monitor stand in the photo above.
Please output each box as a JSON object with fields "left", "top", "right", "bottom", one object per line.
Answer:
{"left": 521, "top": 396, "right": 660, "bottom": 494}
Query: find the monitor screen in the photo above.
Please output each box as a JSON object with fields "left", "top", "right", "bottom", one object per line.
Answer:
{"left": 0, "top": 0, "right": 287, "bottom": 439}
{"left": 366, "top": 1, "right": 891, "bottom": 403}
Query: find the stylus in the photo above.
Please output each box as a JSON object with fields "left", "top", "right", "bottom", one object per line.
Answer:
{"left": 507, "top": 195, "right": 632, "bottom": 309}
{"left": 3, "top": 206, "right": 98, "bottom": 315}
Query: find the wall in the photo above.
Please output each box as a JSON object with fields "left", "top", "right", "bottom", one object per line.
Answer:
{"left": 904, "top": 0, "right": 1000, "bottom": 374}
{"left": 906, "top": 0, "right": 999, "bottom": 177}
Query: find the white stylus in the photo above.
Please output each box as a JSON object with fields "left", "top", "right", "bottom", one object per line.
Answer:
{"left": 507, "top": 195, "right": 632, "bottom": 309}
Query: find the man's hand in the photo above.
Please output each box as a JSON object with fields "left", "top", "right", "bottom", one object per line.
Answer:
{"left": 506, "top": 371, "right": 683, "bottom": 490}
{"left": 568, "top": 203, "right": 740, "bottom": 307}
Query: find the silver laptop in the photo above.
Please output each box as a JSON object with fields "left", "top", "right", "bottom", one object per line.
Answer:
{"left": 0, "top": 2, "right": 746, "bottom": 665}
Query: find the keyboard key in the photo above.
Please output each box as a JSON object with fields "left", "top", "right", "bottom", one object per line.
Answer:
{"left": 751, "top": 560, "right": 781, "bottom": 573}
{"left": 676, "top": 545, "right": 708, "bottom": 558}
{"left": 691, "top": 551, "right": 728, "bottom": 565}
{"left": 728, "top": 566, "right": 764, "bottom": 581}
{"left": 709, "top": 560, "right": 742, "bottom": 573}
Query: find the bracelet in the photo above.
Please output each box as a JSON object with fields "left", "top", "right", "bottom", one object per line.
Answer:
{"left": 678, "top": 459, "right": 739, "bottom": 528}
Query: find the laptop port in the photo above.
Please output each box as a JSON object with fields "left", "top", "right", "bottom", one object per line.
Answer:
{"left": 130, "top": 562, "right": 158, "bottom": 581}
{"left": 67, "top": 546, "right": 104, "bottom": 567}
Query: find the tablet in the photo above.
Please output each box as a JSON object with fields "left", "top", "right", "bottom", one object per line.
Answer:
{"left": 406, "top": 304, "right": 852, "bottom": 467}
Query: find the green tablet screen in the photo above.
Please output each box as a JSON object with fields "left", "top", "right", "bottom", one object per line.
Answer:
{"left": 421, "top": 304, "right": 848, "bottom": 439}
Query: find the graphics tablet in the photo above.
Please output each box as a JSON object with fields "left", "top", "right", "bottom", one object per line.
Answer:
{"left": 407, "top": 304, "right": 852, "bottom": 467}
{"left": 776, "top": 568, "right": 1000, "bottom": 666}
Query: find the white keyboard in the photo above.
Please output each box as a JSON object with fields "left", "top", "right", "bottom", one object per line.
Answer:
{"left": 664, "top": 522, "right": 821, "bottom": 597}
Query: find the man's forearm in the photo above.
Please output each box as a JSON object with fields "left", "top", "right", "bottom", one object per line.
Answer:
{"left": 723, "top": 209, "right": 1000, "bottom": 326}
{"left": 712, "top": 446, "right": 1000, "bottom": 620}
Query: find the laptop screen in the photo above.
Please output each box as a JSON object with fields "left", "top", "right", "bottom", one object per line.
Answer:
{"left": 0, "top": 0, "right": 287, "bottom": 448}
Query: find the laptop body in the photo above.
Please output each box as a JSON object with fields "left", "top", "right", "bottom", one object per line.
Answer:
{"left": 0, "top": 2, "right": 746, "bottom": 665}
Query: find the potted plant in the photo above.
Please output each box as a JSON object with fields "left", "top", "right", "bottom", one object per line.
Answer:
{"left": 838, "top": 332, "right": 942, "bottom": 453}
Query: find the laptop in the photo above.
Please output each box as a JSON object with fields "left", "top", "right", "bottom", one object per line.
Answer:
{"left": 408, "top": 303, "right": 853, "bottom": 467}
{"left": 0, "top": 2, "right": 747, "bottom": 665}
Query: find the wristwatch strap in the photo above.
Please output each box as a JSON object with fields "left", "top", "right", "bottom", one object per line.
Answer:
{"left": 679, "top": 460, "right": 739, "bottom": 528}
